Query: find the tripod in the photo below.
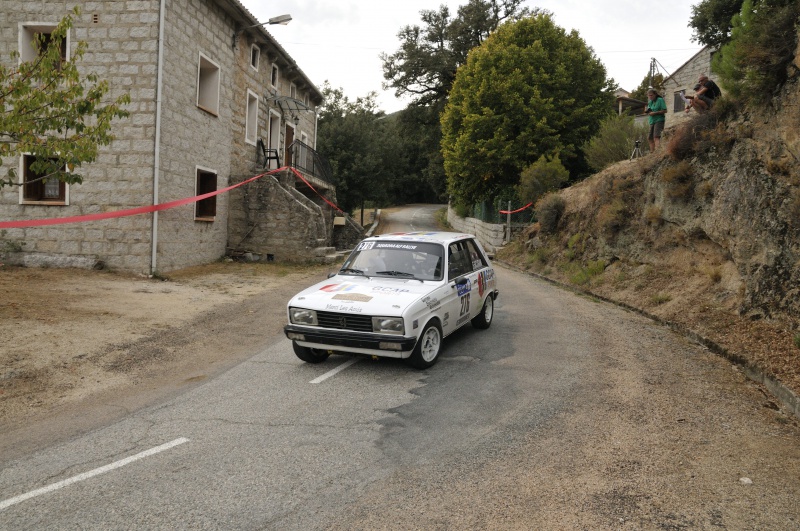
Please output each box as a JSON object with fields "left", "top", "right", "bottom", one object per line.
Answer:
{"left": 630, "top": 140, "right": 643, "bottom": 160}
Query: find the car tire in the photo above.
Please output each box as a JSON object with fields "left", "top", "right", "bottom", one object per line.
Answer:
{"left": 471, "top": 293, "right": 494, "bottom": 330}
{"left": 406, "top": 320, "right": 442, "bottom": 370}
{"left": 293, "top": 341, "right": 330, "bottom": 364}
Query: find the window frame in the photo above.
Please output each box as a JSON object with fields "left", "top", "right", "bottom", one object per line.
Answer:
{"left": 245, "top": 89, "right": 259, "bottom": 146}
{"left": 447, "top": 241, "right": 473, "bottom": 281}
{"left": 195, "top": 167, "right": 218, "bottom": 221}
{"left": 196, "top": 52, "right": 221, "bottom": 116}
{"left": 270, "top": 64, "right": 279, "bottom": 89}
{"left": 19, "top": 22, "right": 68, "bottom": 63}
{"left": 289, "top": 82, "right": 297, "bottom": 100}
{"left": 673, "top": 90, "right": 687, "bottom": 113}
{"left": 18, "top": 154, "right": 68, "bottom": 205}
{"left": 464, "top": 239, "right": 488, "bottom": 271}
{"left": 249, "top": 43, "right": 260, "bottom": 71}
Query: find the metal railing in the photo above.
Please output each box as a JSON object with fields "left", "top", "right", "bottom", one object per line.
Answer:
{"left": 289, "top": 140, "right": 333, "bottom": 184}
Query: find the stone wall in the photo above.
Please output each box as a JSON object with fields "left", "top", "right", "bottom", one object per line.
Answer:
{"left": 0, "top": 2, "right": 160, "bottom": 272}
{"left": 227, "top": 170, "right": 333, "bottom": 262}
{"left": 664, "top": 47, "right": 718, "bottom": 128}
{"left": 447, "top": 206, "right": 506, "bottom": 254}
{"left": 0, "top": 1, "right": 329, "bottom": 274}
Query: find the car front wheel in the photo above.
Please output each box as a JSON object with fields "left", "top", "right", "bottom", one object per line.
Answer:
{"left": 407, "top": 321, "right": 442, "bottom": 370}
{"left": 471, "top": 294, "right": 494, "bottom": 329}
{"left": 293, "top": 342, "right": 330, "bottom": 363}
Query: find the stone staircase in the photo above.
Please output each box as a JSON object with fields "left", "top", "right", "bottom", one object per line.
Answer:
{"left": 313, "top": 239, "right": 339, "bottom": 264}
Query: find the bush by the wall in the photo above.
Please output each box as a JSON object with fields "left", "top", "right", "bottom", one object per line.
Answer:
{"left": 536, "top": 193, "right": 565, "bottom": 234}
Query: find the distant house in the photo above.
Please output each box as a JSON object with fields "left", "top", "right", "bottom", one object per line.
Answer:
{"left": 0, "top": 0, "right": 341, "bottom": 274}
{"left": 662, "top": 46, "right": 721, "bottom": 126}
{"left": 615, "top": 88, "right": 648, "bottom": 123}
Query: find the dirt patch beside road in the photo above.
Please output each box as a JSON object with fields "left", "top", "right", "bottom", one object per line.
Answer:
{"left": 0, "top": 261, "right": 333, "bottom": 460}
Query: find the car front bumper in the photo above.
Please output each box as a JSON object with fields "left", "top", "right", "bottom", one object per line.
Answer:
{"left": 284, "top": 325, "right": 418, "bottom": 358}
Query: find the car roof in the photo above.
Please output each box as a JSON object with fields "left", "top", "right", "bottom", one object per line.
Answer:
{"left": 364, "top": 232, "right": 475, "bottom": 245}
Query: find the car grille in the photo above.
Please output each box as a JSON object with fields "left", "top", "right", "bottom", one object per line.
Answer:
{"left": 316, "top": 311, "right": 373, "bottom": 332}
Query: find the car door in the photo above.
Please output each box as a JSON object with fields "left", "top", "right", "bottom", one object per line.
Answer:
{"left": 463, "top": 238, "right": 492, "bottom": 318}
{"left": 442, "top": 241, "right": 475, "bottom": 336}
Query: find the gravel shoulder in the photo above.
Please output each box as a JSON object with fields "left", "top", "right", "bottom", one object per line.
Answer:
{"left": 0, "top": 261, "right": 333, "bottom": 461}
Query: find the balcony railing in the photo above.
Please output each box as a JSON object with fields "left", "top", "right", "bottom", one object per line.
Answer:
{"left": 289, "top": 140, "right": 333, "bottom": 184}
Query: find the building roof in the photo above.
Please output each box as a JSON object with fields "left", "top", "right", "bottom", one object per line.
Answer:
{"left": 663, "top": 45, "right": 714, "bottom": 87}
{"left": 220, "top": 0, "right": 323, "bottom": 104}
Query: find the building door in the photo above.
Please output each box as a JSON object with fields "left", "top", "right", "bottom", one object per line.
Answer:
{"left": 268, "top": 113, "right": 281, "bottom": 169}
{"left": 284, "top": 123, "right": 295, "bottom": 169}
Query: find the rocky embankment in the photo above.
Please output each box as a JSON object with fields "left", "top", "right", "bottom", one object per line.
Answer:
{"left": 499, "top": 76, "right": 800, "bottom": 413}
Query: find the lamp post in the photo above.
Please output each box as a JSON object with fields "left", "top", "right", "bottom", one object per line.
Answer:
{"left": 232, "top": 14, "right": 292, "bottom": 48}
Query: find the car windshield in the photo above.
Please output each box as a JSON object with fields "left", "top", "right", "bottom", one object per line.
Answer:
{"left": 340, "top": 240, "right": 445, "bottom": 281}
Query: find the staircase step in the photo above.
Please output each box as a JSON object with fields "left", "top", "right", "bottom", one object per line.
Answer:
{"left": 313, "top": 246, "right": 336, "bottom": 257}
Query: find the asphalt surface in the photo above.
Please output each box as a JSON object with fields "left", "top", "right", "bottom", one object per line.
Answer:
{"left": 1, "top": 204, "right": 798, "bottom": 529}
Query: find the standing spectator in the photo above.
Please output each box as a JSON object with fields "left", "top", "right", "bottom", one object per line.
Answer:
{"left": 645, "top": 89, "right": 667, "bottom": 151}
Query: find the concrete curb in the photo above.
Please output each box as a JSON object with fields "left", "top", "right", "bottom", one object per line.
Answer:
{"left": 365, "top": 209, "right": 381, "bottom": 238}
{"left": 496, "top": 259, "right": 800, "bottom": 420}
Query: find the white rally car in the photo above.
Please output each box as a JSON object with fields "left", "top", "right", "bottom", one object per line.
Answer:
{"left": 284, "top": 232, "right": 499, "bottom": 369}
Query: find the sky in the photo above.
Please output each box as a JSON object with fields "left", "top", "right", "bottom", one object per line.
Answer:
{"left": 241, "top": 0, "right": 705, "bottom": 113}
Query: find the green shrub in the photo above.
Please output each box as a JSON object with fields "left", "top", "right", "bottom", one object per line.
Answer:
{"left": 536, "top": 193, "right": 565, "bottom": 235}
{"left": 583, "top": 114, "right": 650, "bottom": 171}
{"left": 526, "top": 248, "right": 549, "bottom": 267}
{"left": 454, "top": 202, "right": 470, "bottom": 218}
{"left": 794, "top": 334, "right": 800, "bottom": 350}
{"left": 568, "top": 260, "right": 606, "bottom": 285}
{"left": 516, "top": 154, "right": 570, "bottom": 206}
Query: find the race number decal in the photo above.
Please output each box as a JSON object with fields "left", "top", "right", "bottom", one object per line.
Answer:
{"left": 460, "top": 293, "right": 471, "bottom": 316}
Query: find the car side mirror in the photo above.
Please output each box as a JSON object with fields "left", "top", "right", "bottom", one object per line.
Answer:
{"left": 327, "top": 272, "right": 337, "bottom": 279}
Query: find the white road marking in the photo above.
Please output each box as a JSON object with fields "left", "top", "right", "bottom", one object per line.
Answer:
{"left": 310, "top": 357, "right": 360, "bottom": 384}
{"left": 0, "top": 437, "right": 190, "bottom": 511}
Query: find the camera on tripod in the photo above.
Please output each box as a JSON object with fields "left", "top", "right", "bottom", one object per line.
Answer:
{"left": 630, "top": 139, "right": 643, "bottom": 160}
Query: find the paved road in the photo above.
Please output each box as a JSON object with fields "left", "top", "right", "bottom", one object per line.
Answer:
{"left": 377, "top": 203, "right": 444, "bottom": 234}
{"left": 1, "top": 206, "right": 798, "bottom": 529}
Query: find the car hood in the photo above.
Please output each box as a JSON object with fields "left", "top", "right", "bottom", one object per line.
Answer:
{"left": 289, "top": 275, "right": 438, "bottom": 315}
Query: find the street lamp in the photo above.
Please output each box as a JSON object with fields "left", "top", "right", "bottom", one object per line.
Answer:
{"left": 232, "top": 14, "right": 292, "bottom": 48}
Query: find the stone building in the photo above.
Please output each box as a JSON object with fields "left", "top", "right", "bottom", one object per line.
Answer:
{"left": 662, "top": 46, "right": 721, "bottom": 126}
{"left": 0, "top": 0, "right": 342, "bottom": 274}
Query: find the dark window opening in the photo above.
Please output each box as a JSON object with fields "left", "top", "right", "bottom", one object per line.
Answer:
{"left": 195, "top": 169, "right": 217, "bottom": 219}
{"left": 22, "top": 155, "right": 65, "bottom": 202}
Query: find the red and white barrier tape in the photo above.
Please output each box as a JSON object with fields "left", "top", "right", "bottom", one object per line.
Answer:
{"left": 0, "top": 166, "right": 342, "bottom": 229}
{"left": 499, "top": 202, "right": 533, "bottom": 215}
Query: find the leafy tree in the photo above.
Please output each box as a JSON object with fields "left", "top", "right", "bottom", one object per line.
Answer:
{"left": 382, "top": 0, "right": 529, "bottom": 107}
{"left": 316, "top": 84, "right": 393, "bottom": 212}
{"left": 583, "top": 115, "right": 650, "bottom": 171}
{"left": 516, "top": 154, "right": 569, "bottom": 206}
{"left": 0, "top": 8, "right": 130, "bottom": 188}
{"left": 381, "top": 0, "right": 530, "bottom": 201}
{"left": 629, "top": 72, "right": 665, "bottom": 101}
{"left": 712, "top": 0, "right": 800, "bottom": 103}
{"left": 441, "top": 12, "right": 614, "bottom": 206}
{"left": 689, "top": 0, "right": 744, "bottom": 48}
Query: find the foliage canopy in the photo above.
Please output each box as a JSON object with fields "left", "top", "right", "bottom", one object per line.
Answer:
{"left": 441, "top": 12, "right": 614, "bottom": 206}
{"left": 629, "top": 72, "right": 665, "bottom": 101}
{"left": 711, "top": 0, "right": 800, "bottom": 104}
{"left": 0, "top": 8, "right": 130, "bottom": 188}
{"left": 381, "top": 0, "right": 530, "bottom": 201}
{"left": 688, "top": 0, "right": 745, "bottom": 48}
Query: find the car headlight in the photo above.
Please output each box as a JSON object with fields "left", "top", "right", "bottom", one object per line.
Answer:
{"left": 372, "top": 316, "right": 404, "bottom": 335}
{"left": 289, "top": 307, "right": 318, "bottom": 326}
